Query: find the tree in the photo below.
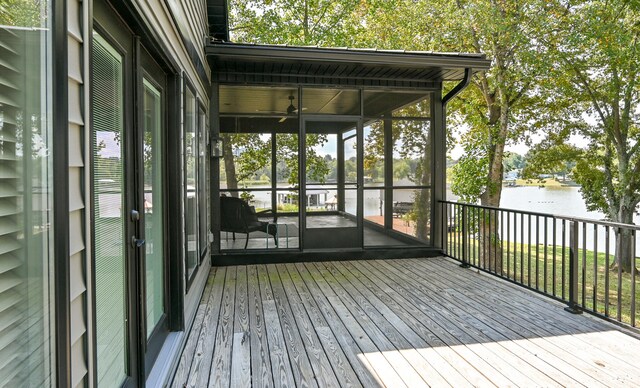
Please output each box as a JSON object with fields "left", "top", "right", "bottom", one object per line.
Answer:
{"left": 396, "top": 0, "right": 549, "bottom": 269}
{"left": 222, "top": 133, "right": 330, "bottom": 197}
{"left": 531, "top": 0, "right": 640, "bottom": 272}
{"left": 503, "top": 152, "right": 525, "bottom": 173}
{"left": 363, "top": 105, "right": 432, "bottom": 241}
{"left": 228, "top": 0, "right": 364, "bottom": 45}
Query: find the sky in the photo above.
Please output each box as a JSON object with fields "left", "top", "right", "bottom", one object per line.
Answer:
{"left": 448, "top": 128, "right": 591, "bottom": 160}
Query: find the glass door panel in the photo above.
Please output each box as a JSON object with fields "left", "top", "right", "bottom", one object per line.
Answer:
{"left": 92, "top": 32, "right": 128, "bottom": 386}
{"left": 303, "top": 120, "right": 361, "bottom": 249}
{"left": 142, "top": 79, "right": 164, "bottom": 338}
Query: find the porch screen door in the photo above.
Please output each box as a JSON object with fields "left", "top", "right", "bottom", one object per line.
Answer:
{"left": 302, "top": 119, "right": 363, "bottom": 249}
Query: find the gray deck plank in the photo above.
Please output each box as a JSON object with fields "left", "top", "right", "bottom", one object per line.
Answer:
{"left": 186, "top": 267, "right": 227, "bottom": 388}
{"left": 208, "top": 266, "right": 237, "bottom": 388}
{"left": 247, "top": 265, "right": 274, "bottom": 388}
{"left": 286, "top": 263, "right": 381, "bottom": 388}
{"left": 268, "top": 265, "right": 339, "bottom": 387}
{"left": 295, "top": 263, "right": 404, "bottom": 387}
{"left": 257, "top": 265, "right": 296, "bottom": 388}
{"left": 231, "top": 266, "right": 251, "bottom": 387}
{"left": 421, "top": 258, "right": 640, "bottom": 369}
{"left": 375, "top": 259, "right": 582, "bottom": 387}
{"left": 323, "top": 262, "right": 465, "bottom": 388}
{"left": 171, "top": 269, "right": 218, "bottom": 387}
{"left": 307, "top": 262, "right": 430, "bottom": 388}
{"left": 174, "top": 258, "right": 640, "bottom": 388}
{"left": 386, "top": 259, "right": 616, "bottom": 387}
{"left": 263, "top": 265, "right": 318, "bottom": 388}
{"left": 273, "top": 264, "right": 350, "bottom": 387}
{"left": 338, "top": 260, "right": 513, "bottom": 388}
{"left": 408, "top": 258, "right": 640, "bottom": 386}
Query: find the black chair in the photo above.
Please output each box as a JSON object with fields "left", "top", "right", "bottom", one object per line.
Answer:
{"left": 220, "top": 196, "right": 278, "bottom": 249}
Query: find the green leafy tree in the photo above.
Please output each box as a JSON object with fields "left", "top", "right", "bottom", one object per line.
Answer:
{"left": 503, "top": 152, "right": 525, "bottom": 173}
{"left": 222, "top": 133, "right": 330, "bottom": 197}
{"left": 362, "top": 106, "right": 432, "bottom": 240}
{"left": 0, "top": 0, "right": 41, "bottom": 27}
{"left": 531, "top": 0, "right": 640, "bottom": 272}
{"left": 410, "top": 0, "right": 550, "bottom": 269}
{"left": 229, "top": 0, "right": 364, "bottom": 45}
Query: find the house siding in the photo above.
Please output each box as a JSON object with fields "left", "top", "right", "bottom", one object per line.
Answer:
{"left": 68, "top": 0, "right": 90, "bottom": 386}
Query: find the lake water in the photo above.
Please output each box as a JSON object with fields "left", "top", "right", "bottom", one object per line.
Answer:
{"left": 241, "top": 185, "right": 639, "bottom": 224}
{"left": 500, "top": 186, "right": 640, "bottom": 224}
{"left": 448, "top": 185, "right": 640, "bottom": 256}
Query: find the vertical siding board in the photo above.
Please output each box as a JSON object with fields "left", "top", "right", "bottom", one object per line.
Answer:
{"left": 69, "top": 0, "right": 88, "bottom": 385}
{"left": 68, "top": 123, "right": 84, "bottom": 167}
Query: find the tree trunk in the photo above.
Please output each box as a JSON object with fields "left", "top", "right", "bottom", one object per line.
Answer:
{"left": 479, "top": 104, "right": 508, "bottom": 272}
{"left": 614, "top": 203, "right": 635, "bottom": 273}
{"left": 222, "top": 134, "right": 238, "bottom": 197}
{"left": 415, "top": 140, "right": 431, "bottom": 241}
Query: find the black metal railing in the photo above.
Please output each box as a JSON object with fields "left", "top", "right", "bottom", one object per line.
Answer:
{"left": 440, "top": 200, "right": 639, "bottom": 328}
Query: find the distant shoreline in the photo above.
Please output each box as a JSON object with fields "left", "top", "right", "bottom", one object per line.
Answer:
{"left": 503, "top": 179, "right": 580, "bottom": 188}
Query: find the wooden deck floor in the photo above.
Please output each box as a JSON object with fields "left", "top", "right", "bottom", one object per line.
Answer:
{"left": 171, "top": 257, "right": 640, "bottom": 387}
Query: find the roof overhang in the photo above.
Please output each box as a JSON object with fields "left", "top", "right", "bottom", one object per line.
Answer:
{"left": 207, "top": 0, "right": 229, "bottom": 41}
{"left": 206, "top": 43, "right": 491, "bottom": 88}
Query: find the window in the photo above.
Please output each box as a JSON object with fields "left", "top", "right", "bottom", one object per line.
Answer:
{"left": 198, "top": 104, "right": 208, "bottom": 261}
{"left": 92, "top": 32, "right": 128, "bottom": 385}
{"left": 184, "top": 83, "right": 199, "bottom": 283}
{"left": 0, "top": 5, "right": 55, "bottom": 386}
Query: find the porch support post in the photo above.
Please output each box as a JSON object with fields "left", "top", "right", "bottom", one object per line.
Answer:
{"left": 210, "top": 81, "right": 221, "bottom": 257}
{"left": 383, "top": 114, "right": 393, "bottom": 230}
{"left": 432, "top": 89, "right": 445, "bottom": 249}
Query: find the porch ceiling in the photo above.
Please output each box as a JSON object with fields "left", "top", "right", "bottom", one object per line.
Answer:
{"left": 218, "top": 85, "right": 428, "bottom": 121}
{"left": 206, "top": 42, "right": 491, "bottom": 88}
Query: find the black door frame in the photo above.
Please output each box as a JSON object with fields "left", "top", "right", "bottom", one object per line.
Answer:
{"left": 92, "top": 0, "right": 181, "bottom": 385}
{"left": 136, "top": 43, "right": 171, "bottom": 377}
{"left": 90, "top": 4, "right": 140, "bottom": 384}
{"left": 300, "top": 114, "right": 364, "bottom": 250}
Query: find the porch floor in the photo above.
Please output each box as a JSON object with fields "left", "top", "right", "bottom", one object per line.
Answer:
{"left": 171, "top": 257, "right": 640, "bottom": 387}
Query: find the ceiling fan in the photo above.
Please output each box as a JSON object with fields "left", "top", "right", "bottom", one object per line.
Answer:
{"left": 256, "top": 95, "right": 306, "bottom": 122}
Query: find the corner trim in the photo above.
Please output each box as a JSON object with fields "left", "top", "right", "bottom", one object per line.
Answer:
{"left": 53, "top": 0, "right": 71, "bottom": 385}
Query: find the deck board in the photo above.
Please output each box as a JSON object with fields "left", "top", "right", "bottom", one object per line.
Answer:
{"left": 172, "top": 257, "right": 640, "bottom": 387}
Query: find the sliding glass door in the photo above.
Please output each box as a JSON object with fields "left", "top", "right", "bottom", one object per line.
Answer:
{"left": 140, "top": 49, "right": 169, "bottom": 370}
{"left": 92, "top": 29, "right": 131, "bottom": 386}
{"left": 92, "top": 1, "right": 170, "bottom": 383}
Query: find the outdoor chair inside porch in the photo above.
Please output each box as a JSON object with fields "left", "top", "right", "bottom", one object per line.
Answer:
{"left": 220, "top": 196, "right": 278, "bottom": 249}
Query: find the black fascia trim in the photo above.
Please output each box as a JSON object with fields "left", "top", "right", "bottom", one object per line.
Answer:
{"left": 52, "top": 0, "right": 71, "bottom": 386}
{"left": 206, "top": 44, "right": 492, "bottom": 72}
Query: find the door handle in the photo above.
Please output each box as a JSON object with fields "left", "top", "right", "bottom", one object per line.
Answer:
{"left": 131, "top": 236, "right": 146, "bottom": 248}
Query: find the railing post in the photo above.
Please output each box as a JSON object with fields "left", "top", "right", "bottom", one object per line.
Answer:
{"left": 460, "top": 205, "right": 470, "bottom": 268}
{"left": 441, "top": 202, "right": 447, "bottom": 254}
{"left": 565, "top": 220, "right": 582, "bottom": 314}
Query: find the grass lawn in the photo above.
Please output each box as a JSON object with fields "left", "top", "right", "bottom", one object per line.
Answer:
{"left": 447, "top": 232, "right": 640, "bottom": 326}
